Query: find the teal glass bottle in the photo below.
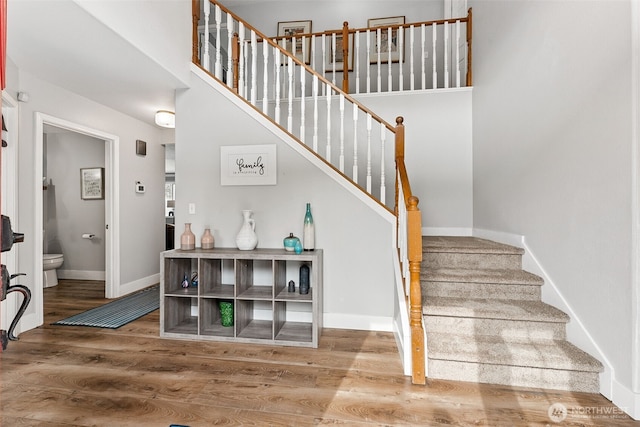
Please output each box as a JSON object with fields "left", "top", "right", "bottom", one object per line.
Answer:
{"left": 303, "top": 203, "right": 315, "bottom": 251}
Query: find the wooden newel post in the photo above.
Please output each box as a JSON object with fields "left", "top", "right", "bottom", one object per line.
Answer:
{"left": 466, "top": 8, "right": 473, "bottom": 87}
{"left": 232, "top": 32, "right": 240, "bottom": 93}
{"left": 192, "top": 0, "right": 201, "bottom": 65}
{"left": 407, "top": 195, "right": 425, "bottom": 385}
{"left": 342, "top": 21, "right": 350, "bottom": 93}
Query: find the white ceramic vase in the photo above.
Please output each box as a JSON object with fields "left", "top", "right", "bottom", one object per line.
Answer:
{"left": 235, "top": 210, "right": 258, "bottom": 250}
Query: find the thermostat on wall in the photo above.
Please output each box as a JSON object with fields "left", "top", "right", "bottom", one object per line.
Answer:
{"left": 135, "top": 181, "right": 145, "bottom": 193}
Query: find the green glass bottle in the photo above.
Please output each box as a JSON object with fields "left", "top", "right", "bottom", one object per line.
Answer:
{"left": 303, "top": 203, "right": 315, "bottom": 251}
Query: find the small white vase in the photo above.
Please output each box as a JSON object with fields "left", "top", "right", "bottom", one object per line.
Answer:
{"left": 235, "top": 210, "right": 258, "bottom": 250}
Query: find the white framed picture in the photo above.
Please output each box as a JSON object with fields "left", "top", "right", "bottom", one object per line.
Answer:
{"left": 220, "top": 144, "right": 277, "bottom": 186}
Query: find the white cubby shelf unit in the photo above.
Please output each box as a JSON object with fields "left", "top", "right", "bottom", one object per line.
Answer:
{"left": 160, "top": 248, "right": 323, "bottom": 348}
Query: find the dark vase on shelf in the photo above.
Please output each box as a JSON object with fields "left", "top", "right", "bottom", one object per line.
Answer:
{"left": 299, "top": 264, "right": 310, "bottom": 295}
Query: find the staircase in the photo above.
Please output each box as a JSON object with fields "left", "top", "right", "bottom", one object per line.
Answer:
{"left": 422, "top": 236, "right": 603, "bottom": 392}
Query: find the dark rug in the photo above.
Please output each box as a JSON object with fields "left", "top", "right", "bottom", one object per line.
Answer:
{"left": 53, "top": 285, "right": 159, "bottom": 329}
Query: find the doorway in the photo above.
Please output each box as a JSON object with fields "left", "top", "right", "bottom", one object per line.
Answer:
{"left": 33, "top": 113, "right": 120, "bottom": 328}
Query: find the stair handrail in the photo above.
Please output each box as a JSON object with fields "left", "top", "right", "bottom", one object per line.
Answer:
{"left": 193, "top": 0, "right": 425, "bottom": 384}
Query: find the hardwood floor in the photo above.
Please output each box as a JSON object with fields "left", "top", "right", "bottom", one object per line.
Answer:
{"left": 1, "top": 280, "right": 637, "bottom": 426}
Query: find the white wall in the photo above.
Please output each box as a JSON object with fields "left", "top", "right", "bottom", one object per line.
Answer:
{"left": 10, "top": 70, "right": 166, "bottom": 316}
{"left": 176, "top": 71, "right": 397, "bottom": 329}
{"left": 355, "top": 89, "right": 473, "bottom": 233}
{"left": 45, "top": 131, "right": 106, "bottom": 277}
{"left": 471, "top": 0, "right": 634, "bottom": 394}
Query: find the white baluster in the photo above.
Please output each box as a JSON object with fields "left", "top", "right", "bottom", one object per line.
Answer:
{"left": 410, "top": 25, "right": 415, "bottom": 91}
{"left": 275, "top": 46, "right": 281, "bottom": 124}
{"left": 300, "top": 65, "right": 306, "bottom": 143}
{"left": 244, "top": 40, "right": 249, "bottom": 97}
{"left": 326, "top": 84, "right": 332, "bottom": 162}
{"left": 376, "top": 28, "right": 382, "bottom": 92}
{"left": 422, "top": 24, "right": 427, "bottom": 90}
{"left": 455, "top": 20, "right": 461, "bottom": 88}
{"left": 431, "top": 23, "right": 437, "bottom": 89}
{"left": 399, "top": 25, "right": 404, "bottom": 91}
{"left": 387, "top": 27, "right": 392, "bottom": 91}
{"left": 251, "top": 30, "right": 257, "bottom": 106}
{"left": 227, "top": 12, "right": 233, "bottom": 87}
{"left": 339, "top": 94, "right": 345, "bottom": 172}
{"left": 444, "top": 21, "right": 449, "bottom": 89}
{"left": 379, "top": 124, "right": 386, "bottom": 205}
{"left": 238, "top": 23, "right": 245, "bottom": 97}
{"left": 302, "top": 35, "right": 307, "bottom": 67}
{"left": 352, "top": 104, "right": 359, "bottom": 183}
{"left": 321, "top": 34, "right": 327, "bottom": 95}
{"left": 355, "top": 30, "right": 361, "bottom": 94}
{"left": 366, "top": 113, "right": 372, "bottom": 194}
{"left": 313, "top": 75, "right": 319, "bottom": 151}
{"left": 311, "top": 35, "right": 316, "bottom": 71}
{"left": 203, "top": 0, "right": 210, "bottom": 71}
{"left": 287, "top": 56, "right": 293, "bottom": 133}
{"left": 331, "top": 33, "right": 337, "bottom": 86}
{"left": 366, "top": 29, "right": 371, "bottom": 94}
{"left": 292, "top": 36, "right": 297, "bottom": 66}
{"left": 215, "top": 5, "right": 222, "bottom": 78}
{"left": 263, "top": 39, "right": 269, "bottom": 113}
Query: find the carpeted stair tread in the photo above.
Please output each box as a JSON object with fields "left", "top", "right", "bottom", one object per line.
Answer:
{"left": 427, "top": 332, "right": 604, "bottom": 373}
{"left": 422, "top": 267, "right": 544, "bottom": 285}
{"left": 423, "top": 297, "right": 570, "bottom": 323}
{"left": 423, "top": 236, "right": 524, "bottom": 255}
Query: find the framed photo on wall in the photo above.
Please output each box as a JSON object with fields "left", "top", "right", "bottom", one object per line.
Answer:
{"left": 325, "top": 32, "right": 354, "bottom": 72}
{"left": 368, "top": 16, "right": 405, "bottom": 63}
{"left": 277, "top": 20, "right": 312, "bottom": 64}
{"left": 80, "top": 167, "right": 104, "bottom": 200}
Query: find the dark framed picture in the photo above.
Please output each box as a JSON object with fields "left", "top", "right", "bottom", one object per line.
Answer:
{"left": 326, "top": 32, "right": 354, "bottom": 72}
{"left": 368, "top": 16, "right": 405, "bottom": 63}
{"left": 80, "top": 167, "right": 104, "bottom": 200}
{"left": 136, "top": 139, "right": 147, "bottom": 156}
{"left": 277, "top": 20, "right": 312, "bottom": 64}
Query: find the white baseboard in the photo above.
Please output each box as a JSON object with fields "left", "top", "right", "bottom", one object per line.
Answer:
{"left": 323, "top": 313, "right": 393, "bottom": 332}
{"left": 612, "top": 379, "right": 640, "bottom": 420}
{"left": 57, "top": 269, "right": 105, "bottom": 281}
{"left": 118, "top": 273, "right": 160, "bottom": 298}
{"left": 424, "top": 227, "right": 472, "bottom": 236}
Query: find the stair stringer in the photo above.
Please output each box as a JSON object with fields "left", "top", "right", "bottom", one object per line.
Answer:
{"left": 191, "top": 64, "right": 416, "bottom": 370}
{"left": 473, "top": 228, "right": 614, "bottom": 398}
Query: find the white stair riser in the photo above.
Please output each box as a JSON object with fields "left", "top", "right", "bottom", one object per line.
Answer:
{"left": 425, "top": 316, "right": 567, "bottom": 340}
{"left": 424, "top": 253, "right": 522, "bottom": 270}
{"left": 428, "top": 359, "right": 599, "bottom": 393}
{"left": 424, "top": 281, "right": 541, "bottom": 301}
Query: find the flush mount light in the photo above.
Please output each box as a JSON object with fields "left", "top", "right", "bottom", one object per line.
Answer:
{"left": 155, "top": 110, "right": 175, "bottom": 128}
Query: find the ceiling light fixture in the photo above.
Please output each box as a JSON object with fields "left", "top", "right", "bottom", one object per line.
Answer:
{"left": 155, "top": 110, "right": 175, "bottom": 128}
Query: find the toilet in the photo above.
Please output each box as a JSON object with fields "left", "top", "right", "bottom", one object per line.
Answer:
{"left": 43, "top": 254, "right": 64, "bottom": 288}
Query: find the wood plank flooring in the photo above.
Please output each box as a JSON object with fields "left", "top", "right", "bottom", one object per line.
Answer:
{"left": 1, "top": 280, "right": 637, "bottom": 426}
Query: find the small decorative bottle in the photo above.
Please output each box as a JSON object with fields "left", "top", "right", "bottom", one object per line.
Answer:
{"left": 303, "top": 203, "right": 315, "bottom": 251}
{"left": 180, "top": 223, "right": 195, "bottom": 250}
{"left": 201, "top": 227, "right": 215, "bottom": 249}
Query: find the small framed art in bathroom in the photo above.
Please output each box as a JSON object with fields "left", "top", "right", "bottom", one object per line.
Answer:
{"left": 80, "top": 167, "right": 104, "bottom": 200}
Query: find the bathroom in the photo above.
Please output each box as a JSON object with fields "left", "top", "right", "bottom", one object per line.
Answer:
{"left": 43, "top": 126, "right": 106, "bottom": 287}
